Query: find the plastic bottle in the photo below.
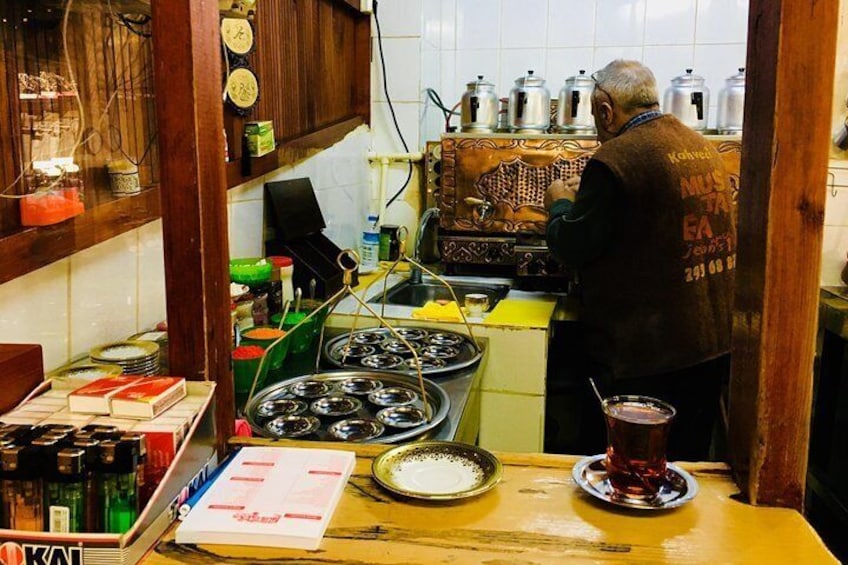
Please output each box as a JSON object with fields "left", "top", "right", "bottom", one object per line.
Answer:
{"left": 268, "top": 256, "right": 294, "bottom": 307}
{"left": 360, "top": 215, "right": 380, "bottom": 271}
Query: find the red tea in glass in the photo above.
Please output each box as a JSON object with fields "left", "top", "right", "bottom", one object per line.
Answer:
{"left": 603, "top": 395, "right": 676, "bottom": 498}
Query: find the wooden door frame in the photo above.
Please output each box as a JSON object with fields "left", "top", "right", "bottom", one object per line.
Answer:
{"left": 150, "top": 0, "right": 233, "bottom": 455}
{"left": 148, "top": 0, "right": 841, "bottom": 506}
{"left": 729, "top": 0, "right": 838, "bottom": 509}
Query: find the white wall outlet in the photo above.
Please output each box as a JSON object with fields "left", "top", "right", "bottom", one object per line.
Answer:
{"left": 360, "top": 0, "right": 373, "bottom": 14}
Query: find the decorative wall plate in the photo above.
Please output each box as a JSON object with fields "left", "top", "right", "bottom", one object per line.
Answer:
{"left": 221, "top": 17, "right": 254, "bottom": 57}
{"left": 224, "top": 67, "right": 259, "bottom": 115}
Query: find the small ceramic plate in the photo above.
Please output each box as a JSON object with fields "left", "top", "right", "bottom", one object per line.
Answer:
{"left": 90, "top": 340, "right": 159, "bottom": 361}
{"left": 571, "top": 454, "right": 698, "bottom": 510}
{"left": 372, "top": 441, "right": 502, "bottom": 501}
{"left": 52, "top": 363, "right": 124, "bottom": 380}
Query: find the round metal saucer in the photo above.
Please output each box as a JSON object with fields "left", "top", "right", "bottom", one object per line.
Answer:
{"left": 339, "top": 377, "right": 384, "bottom": 396}
{"left": 328, "top": 418, "right": 385, "bottom": 442}
{"left": 289, "top": 380, "right": 335, "bottom": 399}
{"left": 351, "top": 332, "right": 385, "bottom": 345}
{"left": 376, "top": 406, "right": 428, "bottom": 428}
{"left": 333, "top": 344, "right": 376, "bottom": 360}
{"left": 571, "top": 454, "right": 698, "bottom": 510}
{"left": 361, "top": 353, "right": 405, "bottom": 369}
{"left": 310, "top": 395, "right": 362, "bottom": 417}
{"left": 381, "top": 338, "right": 421, "bottom": 356}
{"left": 404, "top": 356, "right": 446, "bottom": 370}
{"left": 426, "top": 332, "right": 464, "bottom": 347}
{"left": 264, "top": 415, "right": 321, "bottom": 438}
{"left": 368, "top": 387, "right": 418, "bottom": 407}
{"left": 420, "top": 345, "right": 460, "bottom": 359}
{"left": 256, "top": 398, "right": 306, "bottom": 418}
{"left": 395, "top": 328, "right": 429, "bottom": 341}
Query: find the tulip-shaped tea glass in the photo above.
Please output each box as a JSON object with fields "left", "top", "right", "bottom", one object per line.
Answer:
{"left": 603, "top": 395, "right": 676, "bottom": 499}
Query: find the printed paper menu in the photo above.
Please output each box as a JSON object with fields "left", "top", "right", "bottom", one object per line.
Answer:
{"left": 175, "top": 446, "right": 355, "bottom": 550}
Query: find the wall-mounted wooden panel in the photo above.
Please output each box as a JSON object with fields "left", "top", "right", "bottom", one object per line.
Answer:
{"left": 225, "top": 0, "right": 370, "bottom": 187}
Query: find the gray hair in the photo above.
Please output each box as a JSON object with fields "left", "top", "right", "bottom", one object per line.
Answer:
{"left": 592, "top": 60, "right": 659, "bottom": 112}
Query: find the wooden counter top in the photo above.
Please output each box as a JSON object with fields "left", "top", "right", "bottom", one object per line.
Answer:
{"left": 143, "top": 439, "right": 836, "bottom": 564}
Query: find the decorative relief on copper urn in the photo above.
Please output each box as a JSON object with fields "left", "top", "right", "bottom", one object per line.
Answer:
{"left": 439, "top": 135, "right": 600, "bottom": 235}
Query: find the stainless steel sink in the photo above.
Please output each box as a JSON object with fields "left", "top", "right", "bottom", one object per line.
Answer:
{"left": 369, "top": 277, "right": 511, "bottom": 308}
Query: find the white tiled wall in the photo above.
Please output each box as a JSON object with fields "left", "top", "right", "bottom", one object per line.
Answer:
{"left": 228, "top": 125, "right": 372, "bottom": 256}
{"left": 0, "top": 222, "right": 167, "bottom": 372}
{"left": 427, "top": 0, "right": 748, "bottom": 131}
{"left": 0, "top": 127, "right": 373, "bottom": 374}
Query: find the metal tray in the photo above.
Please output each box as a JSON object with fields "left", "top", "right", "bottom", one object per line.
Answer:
{"left": 322, "top": 326, "right": 482, "bottom": 377}
{"left": 245, "top": 370, "right": 451, "bottom": 444}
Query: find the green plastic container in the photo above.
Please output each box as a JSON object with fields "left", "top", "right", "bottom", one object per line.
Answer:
{"left": 241, "top": 326, "right": 290, "bottom": 370}
{"left": 229, "top": 258, "right": 273, "bottom": 284}
{"left": 271, "top": 312, "right": 315, "bottom": 354}
{"left": 232, "top": 345, "right": 270, "bottom": 394}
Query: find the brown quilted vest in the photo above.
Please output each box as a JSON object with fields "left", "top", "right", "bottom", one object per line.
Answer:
{"left": 580, "top": 114, "right": 735, "bottom": 378}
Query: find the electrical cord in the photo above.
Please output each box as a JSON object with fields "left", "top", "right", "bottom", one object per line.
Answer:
{"left": 373, "top": 0, "right": 413, "bottom": 217}
{"left": 425, "top": 87, "right": 460, "bottom": 124}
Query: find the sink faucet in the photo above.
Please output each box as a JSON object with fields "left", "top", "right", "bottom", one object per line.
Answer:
{"left": 409, "top": 207, "right": 440, "bottom": 285}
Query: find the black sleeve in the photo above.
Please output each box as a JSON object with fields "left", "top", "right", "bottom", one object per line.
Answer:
{"left": 545, "top": 160, "right": 618, "bottom": 268}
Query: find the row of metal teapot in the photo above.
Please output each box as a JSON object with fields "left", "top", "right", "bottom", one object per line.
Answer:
{"left": 460, "top": 68, "right": 746, "bottom": 135}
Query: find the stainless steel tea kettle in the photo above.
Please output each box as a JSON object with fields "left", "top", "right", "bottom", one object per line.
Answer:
{"left": 717, "top": 68, "right": 745, "bottom": 135}
{"left": 556, "top": 69, "right": 596, "bottom": 133}
{"left": 461, "top": 75, "right": 499, "bottom": 133}
{"left": 663, "top": 69, "right": 710, "bottom": 131}
{"left": 508, "top": 70, "right": 550, "bottom": 133}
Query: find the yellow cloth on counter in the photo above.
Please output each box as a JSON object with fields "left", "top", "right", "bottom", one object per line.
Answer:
{"left": 484, "top": 298, "right": 558, "bottom": 328}
{"left": 411, "top": 300, "right": 466, "bottom": 322}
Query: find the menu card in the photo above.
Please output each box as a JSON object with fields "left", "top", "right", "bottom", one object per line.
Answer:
{"left": 175, "top": 446, "right": 355, "bottom": 550}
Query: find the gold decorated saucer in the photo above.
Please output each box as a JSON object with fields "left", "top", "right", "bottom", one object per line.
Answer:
{"left": 372, "top": 440, "right": 502, "bottom": 501}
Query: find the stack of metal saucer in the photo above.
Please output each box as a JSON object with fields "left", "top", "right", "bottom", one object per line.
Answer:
{"left": 89, "top": 340, "right": 160, "bottom": 376}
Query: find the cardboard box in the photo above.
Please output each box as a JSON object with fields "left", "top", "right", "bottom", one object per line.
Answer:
{"left": 39, "top": 413, "right": 95, "bottom": 427}
{"left": 0, "top": 377, "right": 216, "bottom": 565}
{"left": 244, "top": 121, "right": 275, "bottom": 157}
{"left": 68, "top": 376, "right": 143, "bottom": 414}
{"left": 110, "top": 377, "right": 186, "bottom": 419}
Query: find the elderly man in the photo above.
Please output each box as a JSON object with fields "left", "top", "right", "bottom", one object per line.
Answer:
{"left": 546, "top": 60, "right": 735, "bottom": 460}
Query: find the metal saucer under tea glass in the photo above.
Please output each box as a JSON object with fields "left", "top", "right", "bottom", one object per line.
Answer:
{"left": 324, "top": 326, "right": 481, "bottom": 377}
{"left": 571, "top": 454, "right": 698, "bottom": 510}
{"left": 245, "top": 371, "right": 450, "bottom": 443}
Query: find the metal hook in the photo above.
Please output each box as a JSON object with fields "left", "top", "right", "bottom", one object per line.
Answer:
{"left": 829, "top": 171, "right": 837, "bottom": 198}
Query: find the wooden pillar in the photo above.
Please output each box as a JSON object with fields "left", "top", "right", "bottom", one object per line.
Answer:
{"left": 150, "top": 0, "right": 233, "bottom": 454}
{"left": 729, "top": 0, "right": 838, "bottom": 509}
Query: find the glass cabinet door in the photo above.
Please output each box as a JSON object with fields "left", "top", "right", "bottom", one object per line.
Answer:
{"left": 0, "top": 1, "right": 159, "bottom": 273}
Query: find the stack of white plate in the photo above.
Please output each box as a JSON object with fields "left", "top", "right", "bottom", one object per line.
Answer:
{"left": 90, "top": 340, "right": 160, "bottom": 376}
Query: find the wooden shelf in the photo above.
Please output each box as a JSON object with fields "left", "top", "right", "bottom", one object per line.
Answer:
{"left": 0, "top": 185, "right": 161, "bottom": 285}
{"left": 225, "top": 116, "right": 365, "bottom": 189}
{"left": 225, "top": 151, "right": 279, "bottom": 189}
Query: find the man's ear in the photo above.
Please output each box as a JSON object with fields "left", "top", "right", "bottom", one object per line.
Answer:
{"left": 599, "top": 102, "right": 614, "bottom": 127}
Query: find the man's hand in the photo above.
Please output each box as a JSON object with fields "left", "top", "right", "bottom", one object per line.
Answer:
{"left": 545, "top": 176, "right": 580, "bottom": 210}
